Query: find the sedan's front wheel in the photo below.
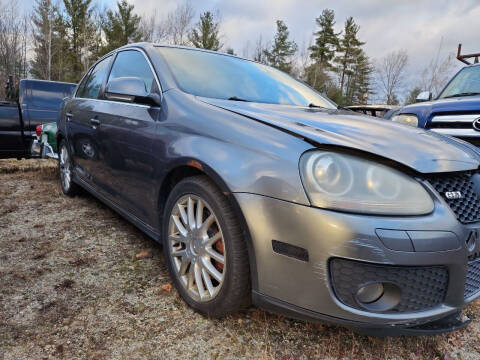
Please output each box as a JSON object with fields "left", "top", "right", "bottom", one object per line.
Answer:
{"left": 163, "top": 176, "right": 251, "bottom": 317}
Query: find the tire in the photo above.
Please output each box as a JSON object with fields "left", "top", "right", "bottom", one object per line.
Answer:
{"left": 162, "top": 175, "right": 251, "bottom": 317}
{"left": 58, "top": 139, "right": 80, "bottom": 197}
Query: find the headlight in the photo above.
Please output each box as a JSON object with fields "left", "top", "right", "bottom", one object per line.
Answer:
{"left": 391, "top": 114, "right": 418, "bottom": 127}
{"left": 300, "top": 151, "right": 434, "bottom": 215}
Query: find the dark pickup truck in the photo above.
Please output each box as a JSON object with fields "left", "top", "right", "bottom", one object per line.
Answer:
{"left": 0, "top": 78, "right": 76, "bottom": 159}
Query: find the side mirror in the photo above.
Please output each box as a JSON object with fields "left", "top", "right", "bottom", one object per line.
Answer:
{"left": 416, "top": 91, "right": 432, "bottom": 103}
{"left": 105, "top": 77, "right": 160, "bottom": 106}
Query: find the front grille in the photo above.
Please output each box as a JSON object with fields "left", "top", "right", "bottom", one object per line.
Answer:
{"left": 465, "top": 258, "right": 480, "bottom": 299}
{"left": 428, "top": 122, "right": 473, "bottom": 129}
{"left": 426, "top": 172, "right": 480, "bottom": 224}
{"left": 329, "top": 258, "right": 448, "bottom": 313}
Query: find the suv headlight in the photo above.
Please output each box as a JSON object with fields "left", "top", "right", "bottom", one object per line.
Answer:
{"left": 391, "top": 114, "right": 418, "bottom": 127}
{"left": 300, "top": 151, "right": 434, "bottom": 215}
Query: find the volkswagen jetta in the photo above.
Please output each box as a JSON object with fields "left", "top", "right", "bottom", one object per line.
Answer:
{"left": 57, "top": 43, "right": 480, "bottom": 335}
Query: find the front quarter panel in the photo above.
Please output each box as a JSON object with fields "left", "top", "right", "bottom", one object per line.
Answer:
{"left": 153, "top": 90, "right": 313, "bottom": 206}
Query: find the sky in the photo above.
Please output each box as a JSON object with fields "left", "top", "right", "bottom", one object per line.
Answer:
{"left": 19, "top": 0, "right": 480, "bottom": 99}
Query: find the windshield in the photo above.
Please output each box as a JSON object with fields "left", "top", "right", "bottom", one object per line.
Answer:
{"left": 438, "top": 66, "right": 480, "bottom": 99}
{"left": 156, "top": 46, "right": 337, "bottom": 108}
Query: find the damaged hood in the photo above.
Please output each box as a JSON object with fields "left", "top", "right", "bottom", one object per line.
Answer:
{"left": 200, "top": 98, "right": 480, "bottom": 174}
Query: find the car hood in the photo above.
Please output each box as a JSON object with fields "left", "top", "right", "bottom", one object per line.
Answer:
{"left": 200, "top": 98, "right": 480, "bottom": 174}
{"left": 406, "top": 95, "right": 480, "bottom": 113}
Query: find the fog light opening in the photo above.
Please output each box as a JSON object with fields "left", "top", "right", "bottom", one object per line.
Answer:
{"left": 356, "top": 283, "right": 384, "bottom": 304}
{"left": 355, "top": 282, "right": 401, "bottom": 312}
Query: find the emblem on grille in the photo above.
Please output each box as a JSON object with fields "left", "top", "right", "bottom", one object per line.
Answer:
{"left": 445, "top": 191, "right": 463, "bottom": 199}
{"left": 473, "top": 118, "right": 480, "bottom": 132}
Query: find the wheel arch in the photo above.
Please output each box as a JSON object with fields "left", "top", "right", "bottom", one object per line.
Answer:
{"left": 157, "top": 158, "right": 259, "bottom": 291}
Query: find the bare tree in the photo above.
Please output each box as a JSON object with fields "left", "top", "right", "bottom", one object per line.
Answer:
{"left": 142, "top": 2, "right": 194, "bottom": 45}
{"left": 376, "top": 50, "right": 408, "bottom": 105}
{"left": 241, "top": 40, "right": 251, "bottom": 59}
{"left": 0, "top": 0, "right": 30, "bottom": 97}
{"left": 139, "top": 10, "right": 158, "bottom": 42}
{"left": 419, "top": 38, "right": 455, "bottom": 96}
{"left": 294, "top": 37, "right": 313, "bottom": 79}
{"left": 167, "top": 2, "right": 195, "bottom": 45}
{"left": 252, "top": 35, "right": 267, "bottom": 63}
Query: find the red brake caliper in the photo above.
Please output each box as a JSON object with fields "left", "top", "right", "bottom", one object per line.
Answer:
{"left": 214, "top": 236, "right": 224, "bottom": 272}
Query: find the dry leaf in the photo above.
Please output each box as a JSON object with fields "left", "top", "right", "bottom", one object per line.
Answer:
{"left": 161, "top": 283, "right": 172, "bottom": 292}
{"left": 135, "top": 250, "right": 150, "bottom": 259}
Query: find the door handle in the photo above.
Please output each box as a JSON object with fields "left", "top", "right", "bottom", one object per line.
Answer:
{"left": 66, "top": 113, "right": 73, "bottom": 121}
{"left": 90, "top": 118, "right": 101, "bottom": 126}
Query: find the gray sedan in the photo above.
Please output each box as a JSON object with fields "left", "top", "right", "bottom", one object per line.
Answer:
{"left": 57, "top": 43, "right": 480, "bottom": 335}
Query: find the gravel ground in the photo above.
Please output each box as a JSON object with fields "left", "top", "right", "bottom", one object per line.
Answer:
{"left": 1, "top": 158, "right": 479, "bottom": 360}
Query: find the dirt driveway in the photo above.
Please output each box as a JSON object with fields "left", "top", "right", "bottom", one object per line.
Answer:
{"left": 1, "top": 159, "right": 479, "bottom": 360}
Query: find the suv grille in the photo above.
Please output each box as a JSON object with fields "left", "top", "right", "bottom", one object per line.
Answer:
{"left": 465, "top": 258, "right": 480, "bottom": 299}
{"left": 428, "top": 122, "right": 473, "bottom": 129}
{"left": 330, "top": 259, "right": 448, "bottom": 313}
{"left": 426, "top": 172, "right": 480, "bottom": 224}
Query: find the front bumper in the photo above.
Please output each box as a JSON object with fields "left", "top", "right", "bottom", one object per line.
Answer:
{"left": 234, "top": 191, "right": 480, "bottom": 334}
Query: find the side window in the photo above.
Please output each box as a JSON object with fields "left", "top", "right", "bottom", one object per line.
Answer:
{"left": 108, "top": 50, "right": 156, "bottom": 94}
{"left": 75, "top": 70, "right": 91, "bottom": 98}
{"left": 77, "top": 56, "right": 111, "bottom": 99}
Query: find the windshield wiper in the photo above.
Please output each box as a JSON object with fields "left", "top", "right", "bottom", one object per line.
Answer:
{"left": 443, "top": 92, "right": 480, "bottom": 98}
{"left": 227, "top": 96, "right": 250, "bottom": 102}
{"left": 308, "top": 103, "right": 326, "bottom": 108}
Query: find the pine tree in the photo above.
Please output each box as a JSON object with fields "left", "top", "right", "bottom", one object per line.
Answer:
{"left": 405, "top": 87, "right": 422, "bottom": 105}
{"left": 51, "top": 15, "right": 72, "bottom": 82}
{"left": 252, "top": 35, "right": 267, "bottom": 63}
{"left": 344, "top": 50, "right": 373, "bottom": 104}
{"left": 189, "top": 11, "right": 222, "bottom": 51}
{"left": 99, "top": 0, "right": 142, "bottom": 56}
{"left": 309, "top": 9, "right": 340, "bottom": 68}
{"left": 263, "top": 20, "right": 297, "bottom": 74}
{"left": 63, "top": 0, "right": 97, "bottom": 82}
{"left": 333, "top": 17, "right": 364, "bottom": 96}
{"left": 31, "top": 0, "right": 57, "bottom": 80}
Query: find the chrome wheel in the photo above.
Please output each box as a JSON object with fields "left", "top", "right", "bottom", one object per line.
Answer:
{"left": 59, "top": 145, "right": 71, "bottom": 191}
{"left": 168, "top": 194, "right": 226, "bottom": 302}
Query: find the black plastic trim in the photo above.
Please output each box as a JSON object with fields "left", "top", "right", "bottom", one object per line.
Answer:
{"left": 272, "top": 240, "right": 309, "bottom": 262}
{"left": 252, "top": 291, "right": 469, "bottom": 337}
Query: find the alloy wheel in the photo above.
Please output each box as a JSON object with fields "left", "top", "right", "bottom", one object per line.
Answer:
{"left": 59, "top": 145, "right": 71, "bottom": 191}
{"left": 168, "top": 194, "right": 226, "bottom": 302}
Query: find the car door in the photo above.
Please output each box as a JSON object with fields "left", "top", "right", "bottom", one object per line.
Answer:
{"left": 0, "top": 101, "right": 24, "bottom": 159}
{"left": 65, "top": 56, "right": 112, "bottom": 187}
{"left": 93, "top": 49, "right": 161, "bottom": 223}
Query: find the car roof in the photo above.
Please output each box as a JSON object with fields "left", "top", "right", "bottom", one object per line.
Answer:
{"left": 117, "top": 42, "right": 254, "bottom": 64}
